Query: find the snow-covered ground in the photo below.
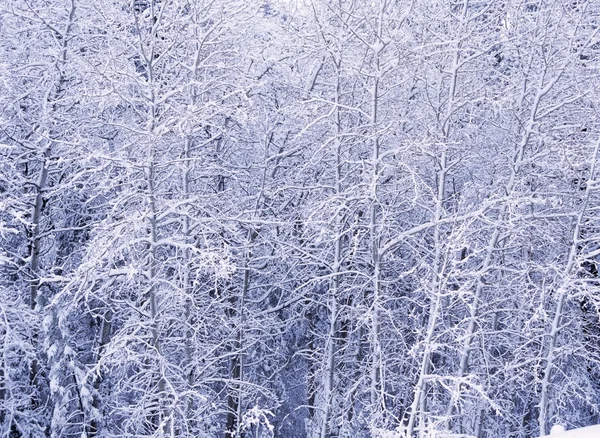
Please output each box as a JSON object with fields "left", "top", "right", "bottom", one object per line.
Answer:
{"left": 544, "top": 424, "right": 600, "bottom": 438}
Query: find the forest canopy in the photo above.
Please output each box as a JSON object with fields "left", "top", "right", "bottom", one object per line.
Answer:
{"left": 1, "top": 0, "right": 600, "bottom": 437}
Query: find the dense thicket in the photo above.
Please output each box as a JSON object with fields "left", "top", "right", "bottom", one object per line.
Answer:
{"left": 2, "top": 0, "right": 600, "bottom": 437}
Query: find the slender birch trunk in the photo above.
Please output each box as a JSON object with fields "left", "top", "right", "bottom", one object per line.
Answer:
{"left": 227, "top": 127, "right": 278, "bottom": 437}
{"left": 368, "top": 1, "right": 386, "bottom": 416}
{"left": 132, "top": 1, "right": 171, "bottom": 432}
{"left": 405, "top": 150, "right": 448, "bottom": 437}
{"left": 405, "top": 1, "right": 467, "bottom": 433}
{"left": 26, "top": 2, "right": 77, "bottom": 436}
{"left": 315, "top": 54, "right": 343, "bottom": 438}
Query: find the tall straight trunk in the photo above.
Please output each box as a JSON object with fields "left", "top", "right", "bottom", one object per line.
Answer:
{"left": 88, "top": 309, "right": 113, "bottom": 437}
{"left": 25, "top": 2, "right": 77, "bottom": 436}
{"left": 27, "top": 147, "right": 50, "bottom": 422}
{"left": 225, "top": 255, "right": 249, "bottom": 438}
{"left": 318, "top": 265, "right": 338, "bottom": 438}
{"left": 146, "top": 157, "right": 168, "bottom": 433}
{"left": 405, "top": 1, "right": 467, "bottom": 433}
{"left": 181, "top": 25, "right": 210, "bottom": 417}
{"left": 226, "top": 127, "right": 274, "bottom": 437}
{"left": 405, "top": 150, "right": 448, "bottom": 437}
{"left": 182, "top": 16, "right": 226, "bottom": 421}
{"left": 183, "top": 136, "right": 193, "bottom": 376}
{"left": 318, "top": 62, "right": 343, "bottom": 438}
{"left": 29, "top": 148, "right": 50, "bottom": 311}
{"left": 133, "top": 2, "right": 170, "bottom": 431}
{"left": 368, "top": 1, "right": 386, "bottom": 415}
{"left": 181, "top": 134, "right": 199, "bottom": 433}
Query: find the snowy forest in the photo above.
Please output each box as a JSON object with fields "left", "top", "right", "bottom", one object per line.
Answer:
{"left": 2, "top": 0, "right": 600, "bottom": 437}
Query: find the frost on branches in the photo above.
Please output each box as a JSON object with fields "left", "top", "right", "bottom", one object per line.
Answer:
{"left": 2, "top": 0, "right": 600, "bottom": 437}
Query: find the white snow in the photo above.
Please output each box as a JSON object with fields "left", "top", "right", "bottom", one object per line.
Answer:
{"left": 542, "top": 425, "right": 600, "bottom": 438}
